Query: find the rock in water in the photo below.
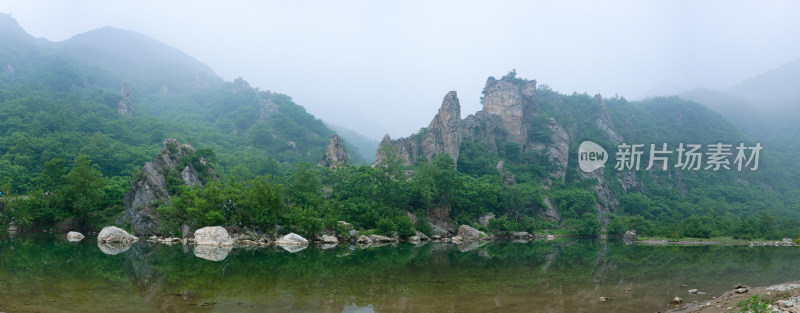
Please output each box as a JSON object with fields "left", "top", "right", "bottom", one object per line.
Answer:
{"left": 671, "top": 296, "right": 683, "bottom": 304}
{"left": 623, "top": 230, "right": 636, "bottom": 245}
{"left": 275, "top": 233, "right": 309, "bottom": 246}
{"left": 368, "top": 234, "right": 395, "bottom": 243}
{"left": 97, "top": 226, "right": 138, "bottom": 244}
{"left": 193, "top": 226, "right": 234, "bottom": 246}
{"left": 457, "top": 225, "right": 486, "bottom": 241}
{"left": 319, "top": 235, "right": 338, "bottom": 244}
{"left": 66, "top": 231, "right": 85, "bottom": 242}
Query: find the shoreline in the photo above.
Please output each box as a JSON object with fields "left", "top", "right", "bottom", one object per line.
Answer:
{"left": 667, "top": 281, "right": 800, "bottom": 313}
{"left": 636, "top": 238, "right": 797, "bottom": 247}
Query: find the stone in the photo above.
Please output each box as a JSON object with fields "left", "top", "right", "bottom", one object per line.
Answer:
{"left": 357, "top": 235, "right": 373, "bottom": 244}
{"left": 776, "top": 300, "right": 794, "bottom": 308}
{"left": 348, "top": 229, "right": 359, "bottom": 238}
{"left": 431, "top": 223, "right": 451, "bottom": 237}
{"left": 193, "top": 226, "right": 234, "bottom": 246}
{"left": 688, "top": 289, "right": 698, "bottom": 294}
{"left": 97, "top": 226, "right": 138, "bottom": 244}
{"left": 671, "top": 296, "right": 683, "bottom": 304}
{"left": 408, "top": 236, "right": 421, "bottom": 243}
{"left": 193, "top": 245, "right": 232, "bottom": 261}
{"left": 66, "top": 231, "right": 85, "bottom": 242}
{"left": 451, "top": 236, "right": 463, "bottom": 243}
{"left": 479, "top": 213, "right": 495, "bottom": 227}
{"left": 319, "top": 235, "right": 338, "bottom": 244}
{"left": 512, "top": 231, "right": 530, "bottom": 238}
{"left": 546, "top": 235, "right": 555, "bottom": 240}
{"left": 431, "top": 235, "right": 441, "bottom": 240}
{"left": 275, "top": 233, "right": 309, "bottom": 246}
{"left": 415, "top": 231, "right": 430, "bottom": 241}
{"left": 181, "top": 225, "right": 193, "bottom": 238}
{"left": 319, "top": 134, "right": 348, "bottom": 168}
{"left": 599, "top": 297, "right": 610, "bottom": 302}
{"left": 734, "top": 288, "right": 748, "bottom": 294}
{"left": 369, "top": 234, "right": 395, "bottom": 243}
{"left": 623, "top": 230, "right": 636, "bottom": 241}
{"left": 457, "top": 225, "right": 486, "bottom": 241}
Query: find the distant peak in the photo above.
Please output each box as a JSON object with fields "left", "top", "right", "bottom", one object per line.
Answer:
{"left": 0, "top": 13, "right": 32, "bottom": 39}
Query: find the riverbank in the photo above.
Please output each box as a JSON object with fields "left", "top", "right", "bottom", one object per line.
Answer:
{"left": 668, "top": 281, "right": 800, "bottom": 313}
{"left": 636, "top": 236, "right": 797, "bottom": 247}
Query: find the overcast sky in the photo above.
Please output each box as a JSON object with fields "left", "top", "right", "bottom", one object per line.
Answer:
{"left": 2, "top": 0, "right": 800, "bottom": 139}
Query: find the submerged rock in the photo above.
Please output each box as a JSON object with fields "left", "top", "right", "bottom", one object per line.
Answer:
{"left": 280, "top": 245, "right": 307, "bottom": 253}
{"left": 67, "top": 231, "right": 85, "bottom": 242}
{"left": 193, "top": 226, "right": 234, "bottom": 246}
{"left": 97, "top": 226, "right": 138, "bottom": 244}
{"left": 193, "top": 245, "right": 233, "bottom": 261}
{"left": 275, "top": 233, "right": 309, "bottom": 246}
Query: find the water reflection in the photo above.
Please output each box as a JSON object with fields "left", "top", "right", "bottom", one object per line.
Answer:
{"left": 193, "top": 245, "right": 233, "bottom": 261}
{"left": 1, "top": 234, "right": 799, "bottom": 313}
{"left": 97, "top": 241, "right": 132, "bottom": 255}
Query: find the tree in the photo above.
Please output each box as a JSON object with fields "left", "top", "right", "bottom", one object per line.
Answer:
{"left": 62, "top": 155, "right": 107, "bottom": 231}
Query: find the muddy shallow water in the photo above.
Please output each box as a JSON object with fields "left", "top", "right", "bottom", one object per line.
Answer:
{"left": 0, "top": 233, "right": 798, "bottom": 312}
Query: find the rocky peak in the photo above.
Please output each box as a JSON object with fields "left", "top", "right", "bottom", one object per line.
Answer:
{"left": 593, "top": 94, "right": 624, "bottom": 144}
{"left": 120, "top": 139, "right": 210, "bottom": 236}
{"left": 232, "top": 77, "right": 251, "bottom": 93}
{"left": 374, "top": 91, "right": 463, "bottom": 167}
{"left": 319, "top": 134, "right": 348, "bottom": 168}
{"left": 481, "top": 75, "right": 537, "bottom": 145}
{"left": 118, "top": 83, "right": 134, "bottom": 117}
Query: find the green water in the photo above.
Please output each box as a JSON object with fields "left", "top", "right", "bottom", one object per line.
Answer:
{"left": 0, "top": 233, "right": 798, "bottom": 313}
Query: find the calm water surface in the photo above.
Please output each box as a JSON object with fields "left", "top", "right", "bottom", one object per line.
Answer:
{"left": 0, "top": 233, "right": 798, "bottom": 313}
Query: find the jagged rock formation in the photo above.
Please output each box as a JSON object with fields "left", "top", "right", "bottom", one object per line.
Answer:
{"left": 376, "top": 91, "right": 462, "bottom": 166}
{"left": 120, "top": 139, "right": 209, "bottom": 236}
{"left": 118, "top": 83, "right": 134, "bottom": 116}
{"left": 373, "top": 73, "right": 648, "bottom": 230}
{"left": 481, "top": 76, "right": 537, "bottom": 145}
{"left": 319, "top": 134, "right": 348, "bottom": 168}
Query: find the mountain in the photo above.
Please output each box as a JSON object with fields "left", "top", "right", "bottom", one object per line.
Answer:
{"left": 0, "top": 13, "right": 347, "bottom": 194}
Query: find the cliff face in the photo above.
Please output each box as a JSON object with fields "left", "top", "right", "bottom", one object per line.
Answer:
{"left": 118, "top": 83, "right": 134, "bottom": 117}
{"left": 120, "top": 139, "right": 208, "bottom": 235}
{"left": 376, "top": 91, "right": 462, "bottom": 166}
{"left": 319, "top": 134, "right": 348, "bottom": 168}
{"left": 481, "top": 76, "right": 537, "bottom": 145}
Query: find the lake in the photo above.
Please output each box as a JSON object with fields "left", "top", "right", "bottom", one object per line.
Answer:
{"left": 0, "top": 233, "right": 798, "bottom": 312}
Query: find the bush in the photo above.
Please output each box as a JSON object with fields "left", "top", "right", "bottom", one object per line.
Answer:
{"left": 376, "top": 218, "right": 397, "bottom": 235}
{"left": 395, "top": 216, "right": 416, "bottom": 238}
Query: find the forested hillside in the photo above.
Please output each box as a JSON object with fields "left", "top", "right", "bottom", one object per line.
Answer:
{"left": 1, "top": 13, "right": 797, "bottom": 241}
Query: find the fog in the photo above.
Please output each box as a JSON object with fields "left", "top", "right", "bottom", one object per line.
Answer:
{"left": 2, "top": 0, "right": 799, "bottom": 139}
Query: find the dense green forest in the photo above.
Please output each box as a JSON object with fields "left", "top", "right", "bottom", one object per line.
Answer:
{"left": 0, "top": 14, "right": 798, "bottom": 241}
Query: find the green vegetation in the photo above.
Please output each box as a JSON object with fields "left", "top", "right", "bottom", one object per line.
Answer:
{"left": 733, "top": 295, "right": 771, "bottom": 313}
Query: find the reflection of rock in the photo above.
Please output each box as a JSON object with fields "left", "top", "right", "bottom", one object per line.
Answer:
{"left": 67, "top": 231, "right": 85, "bottom": 242}
{"left": 98, "top": 242, "right": 132, "bottom": 255}
{"left": 193, "top": 245, "right": 233, "bottom": 261}
{"left": 357, "top": 235, "right": 373, "bottom": 244}
{"left": 98, "top": 226, "right": 138, "bottom": 244}
{"left": 321, "top": 243, "right": 338, "bottom": 249}
{"left": 369, "top": 234, "right": 396, "bottom": 243}
{"left": 276, "top": 233, "right": 309, "bottom": 246}
{"left": 319, "top": 235, "right": 338, "bottom": 244}
{"left": 457, "top": 240, "right": 483, "bottom": 252}
{"left": 194, "top": 226, "right": 234, "bottom": 246}
{"left": 280, "top": 245, "right": 307, "bottom": 253}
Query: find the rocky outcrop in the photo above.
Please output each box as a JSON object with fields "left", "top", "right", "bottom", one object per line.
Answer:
{"left": 319, "top": 134, "right": 348, "bottom": 168}
{"left": 193, "top": 226, "right": 234, "bottom": 246}
{"left": 375, "top": 91, "right": 462, "bottom": 166}
{"left": 120, "top": 139, "right": 210, "bottom": 236}
{"left": 98, "top": 226, "right": 138, "bottom": 244}
{"left": 481, "top": 76, "right": 537, "bottom": 145}
{"left": 118, "top": 83, "right": 134, "bottom": 117}
{"left": 66, "top": 231, "right": 84, "bottom": 242}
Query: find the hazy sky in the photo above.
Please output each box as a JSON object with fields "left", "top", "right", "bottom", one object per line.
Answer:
{"left": 2, "top": 0, "right": 800, "bottom": 139}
